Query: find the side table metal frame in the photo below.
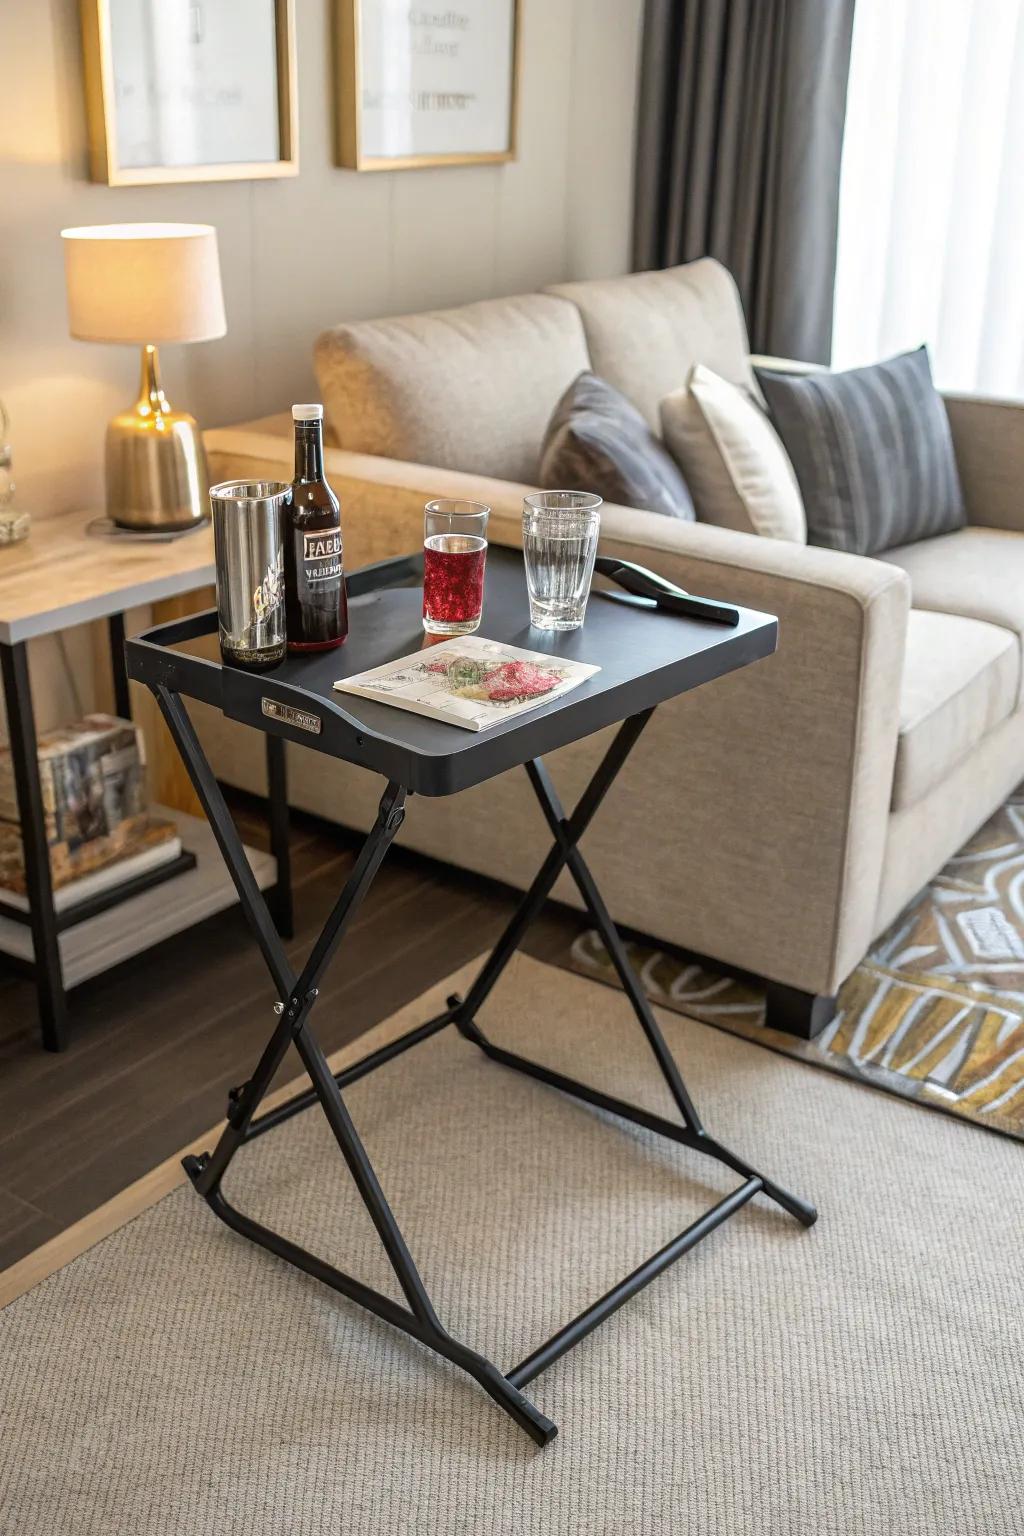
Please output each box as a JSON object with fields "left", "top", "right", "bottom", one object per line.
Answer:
{"left": 0, "top": 620, "right": 292, "bottom": 1051}
{"left": 156, "top": 682, "right": 817, "bottom": 1446}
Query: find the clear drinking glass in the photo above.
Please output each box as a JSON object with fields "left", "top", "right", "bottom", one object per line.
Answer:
{"left": 422, "top": 499, "right": 489, "bottom": 635}
{"left": 522, "top": 491, "right": 602, "bottom": 631}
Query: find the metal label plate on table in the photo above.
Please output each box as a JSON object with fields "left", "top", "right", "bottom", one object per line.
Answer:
{"left": 261, "top": 698, "right": 322, "bottom": 735}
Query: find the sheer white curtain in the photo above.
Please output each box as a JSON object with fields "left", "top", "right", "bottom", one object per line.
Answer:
{"left": 831, "top": 0, "right": 1024, "bottom": 398}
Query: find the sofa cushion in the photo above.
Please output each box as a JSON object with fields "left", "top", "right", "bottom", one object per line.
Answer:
{"left": 659, "top": 366, "right": 806, "bottom": 541}
{"left": 546, "top": 259, "right": 757, "bottom": 432}
{"left": 894, "top": 609, "right": 1019, "bottom": 811}
{"left": 756, "top": 347, "right": 966, "bottom": 556}
{"left": 314, "top": 293, "right": 590, "bottom": 484}
{"left": 539, "top": 372, "right": 694, "bottom": 519}
{"left": 881, "top": 529, "right": 1024, "bottom": 661}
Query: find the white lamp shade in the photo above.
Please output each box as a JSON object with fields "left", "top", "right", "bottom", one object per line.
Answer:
{"left": 61, "top": 222, "right": 227, "bottom": 345}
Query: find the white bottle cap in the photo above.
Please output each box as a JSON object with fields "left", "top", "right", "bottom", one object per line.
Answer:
{"left": 292, "top": 402, "right": 323, "bottom": 421}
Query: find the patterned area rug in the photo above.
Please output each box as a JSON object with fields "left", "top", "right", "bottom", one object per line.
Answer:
{"left": 571, "top": 785, "right": 1024, "bottom": 1143}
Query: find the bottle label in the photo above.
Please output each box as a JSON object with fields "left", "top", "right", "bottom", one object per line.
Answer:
{"left": 303, "top": 528, "right": 341, "bottom": 584}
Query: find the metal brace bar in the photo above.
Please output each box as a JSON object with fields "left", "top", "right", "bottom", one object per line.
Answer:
{"left": 507, "top": 1177, "right": 763, "bottom": 1387}
{"left": 244, "top": 1007, "right": 456, "bottom": 1142}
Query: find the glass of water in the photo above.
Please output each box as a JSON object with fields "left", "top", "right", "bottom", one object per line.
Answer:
{"left": 522, "top": 491, "right": 602, "bottom": 631}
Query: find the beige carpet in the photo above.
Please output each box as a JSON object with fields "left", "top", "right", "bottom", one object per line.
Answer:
{"left": 1, "top": 955, "right": 1020, "bottom": 1534}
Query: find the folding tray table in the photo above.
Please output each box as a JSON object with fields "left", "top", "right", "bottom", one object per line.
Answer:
{"left": 125, "top": 545, "right": 817, "bottom": 1446}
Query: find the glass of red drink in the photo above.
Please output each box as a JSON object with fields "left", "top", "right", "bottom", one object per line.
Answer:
{"left": 422, "top": 499, "right": 489, "bottom": 635}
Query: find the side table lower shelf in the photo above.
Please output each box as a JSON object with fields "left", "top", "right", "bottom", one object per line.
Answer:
{"left": 0, "top": 806, "right": 276, "bottom": 988}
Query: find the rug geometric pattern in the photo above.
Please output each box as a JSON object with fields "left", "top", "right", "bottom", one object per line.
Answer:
{"left": 572, "top": 784, "right": 1024, "bottom": 1140}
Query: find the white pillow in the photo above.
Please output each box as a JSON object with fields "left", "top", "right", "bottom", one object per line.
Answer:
{"left": 659, "top": 365, "right": 806, "bottom": 542}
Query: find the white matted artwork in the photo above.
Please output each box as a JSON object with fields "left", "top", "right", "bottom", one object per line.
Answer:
{"left": 80, "top": 0, "right": 298, "bottom": 185}
{"left": 335, "top": 0, "right": 519, "bottom": 170}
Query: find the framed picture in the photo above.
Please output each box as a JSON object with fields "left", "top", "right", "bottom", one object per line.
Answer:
{"left": 334, "top": 0, "right": 519, "bottom": 171}
{"left": 80, "top": 0, "right": 298, "bottom": 185}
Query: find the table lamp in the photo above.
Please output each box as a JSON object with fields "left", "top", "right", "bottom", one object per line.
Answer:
{"left": 61, "top": 223, "right": 227, "bottom": 532}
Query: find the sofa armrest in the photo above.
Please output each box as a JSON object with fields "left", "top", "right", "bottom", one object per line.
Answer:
{"left": 595, "top": 510, "right": 908, "bottom": 995}
{"left": 205, "top": 425, "right": 909, "bottom": 996}
{"left": 942, "top": 393, "right": 1024, "bottom": 531}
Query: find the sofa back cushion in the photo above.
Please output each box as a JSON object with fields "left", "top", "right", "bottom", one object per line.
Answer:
{"left": 314, "top": 293, "right": 590, "bottom": 484}
{"left": 545, "top": 259, "right": 757, "bottom": 431}
{"left": 756, "top": 347, "right": 966, "bottom": 556}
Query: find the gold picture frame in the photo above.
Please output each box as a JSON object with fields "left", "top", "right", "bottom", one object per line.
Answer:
{"left": 334, "top": 0, "right": 520, "bottom": 172}
{"left": 80, "top": 0, "right": 298, "bottom": 186}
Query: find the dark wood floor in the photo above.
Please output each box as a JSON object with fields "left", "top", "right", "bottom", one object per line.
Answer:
{"left": 0, "top": 795, "right": 584, "bottom": 1272}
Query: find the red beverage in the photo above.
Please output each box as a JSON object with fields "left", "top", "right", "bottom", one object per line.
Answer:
{"left": 422, "top": 534, "right": 486, "bottom": 634}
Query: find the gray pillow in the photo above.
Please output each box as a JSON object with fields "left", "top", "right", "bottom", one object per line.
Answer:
{"left": 539, "top": 372, "right": 695, "bottom": 519}
{"left": 755, "top": 347, "right": 965, "bottom": 556}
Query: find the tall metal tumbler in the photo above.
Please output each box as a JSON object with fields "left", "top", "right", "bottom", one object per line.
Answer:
{"left": 210, "top": 480, "right": 288, "bottom": 671}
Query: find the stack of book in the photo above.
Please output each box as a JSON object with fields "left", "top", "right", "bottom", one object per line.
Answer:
{"left": 0, "top": 714, "right": 181, "bottom": 912}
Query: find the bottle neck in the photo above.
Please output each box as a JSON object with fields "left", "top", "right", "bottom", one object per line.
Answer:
{"left": 294, "top": 422, "right": 324, "bottom": 481}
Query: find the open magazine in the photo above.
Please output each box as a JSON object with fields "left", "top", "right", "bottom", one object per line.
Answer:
{"left": 334, "top": 636, "right": 600, "bottom": 733}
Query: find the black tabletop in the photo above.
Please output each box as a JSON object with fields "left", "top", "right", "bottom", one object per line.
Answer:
{"left": 135, "top": 547, "right": 777, "bottom": 796}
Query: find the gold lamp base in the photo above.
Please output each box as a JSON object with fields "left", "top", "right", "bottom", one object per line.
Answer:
{"left": 106, "top": 344, "right": 210, "bottom": 531}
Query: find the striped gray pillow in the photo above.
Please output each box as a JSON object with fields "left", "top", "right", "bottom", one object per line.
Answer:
{"left": 755, "top": 347, "right": 965, "bottom": 556}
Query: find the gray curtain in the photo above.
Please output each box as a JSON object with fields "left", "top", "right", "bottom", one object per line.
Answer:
{"left": 633, "top": 0, "right": 856, "bottom": 363}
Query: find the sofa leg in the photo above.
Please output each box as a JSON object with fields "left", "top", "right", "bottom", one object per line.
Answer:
{"left": 764, "top": 982, "right": 837, "bottom": 1040}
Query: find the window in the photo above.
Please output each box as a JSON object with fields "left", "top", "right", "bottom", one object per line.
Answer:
{"left": 831, "top": 0, "right": 1024, "bottom": 398}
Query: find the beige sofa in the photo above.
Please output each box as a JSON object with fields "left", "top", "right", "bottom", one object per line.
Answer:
{"left": 202, "top": 259, "right": 1024, "bottom": 1037}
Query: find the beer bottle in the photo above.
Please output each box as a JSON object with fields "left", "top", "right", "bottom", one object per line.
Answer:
{"left": 285, "top": 403, "right": 348, "bottom": 652}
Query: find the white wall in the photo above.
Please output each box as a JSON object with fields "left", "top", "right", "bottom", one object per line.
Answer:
{"left": 566, "top": 0, "right": 645, "bottom": 279}
{"left": 0, "top": 0, "right": 643, "bottom": 731}
{"left": 1, "top": 0, "right": 644, "bottom": 520}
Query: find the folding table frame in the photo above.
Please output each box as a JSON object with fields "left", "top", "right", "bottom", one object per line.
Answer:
{"left": 126, "top": 550, "right": 817, "bottom": 1446}
{"left": 0, "top": 614, "right": 291, "bottom": 1052}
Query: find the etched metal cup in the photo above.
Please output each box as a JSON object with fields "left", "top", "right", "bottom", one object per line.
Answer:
{"left": 210, "top": 480, "right": 288, "bottom": 671}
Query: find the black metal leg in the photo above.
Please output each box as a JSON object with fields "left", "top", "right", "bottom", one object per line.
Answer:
{"left": 194, "top": 778, "right": 407, "bottom": 1201}
{"left": 450, "top": 715, "right": 817, "bottom": 1230}
{"left": 154, "top": 684, "right": 556, "bottom": 1445}
{"left": 199, "top": 1178, "right": 556, "bottom": 1445}
{"left": 108, "top": 612, "right": 132, "bottom": 720}
{"left": 455, "top": 710, "right": 655, "bottom": 1026}
{"left": 153, "top": 688, "right": 815, "bottom": 1447}
{"left": 154, "top": 686, "right": 294, "bottom": 1001}
{"left": 525, "top": 755, "right": 703, "bottom": 1132}
{"left": 0, "top": 642, "right": 68, "bottom": 1051}
{"left": 264, "top": 734, "right": 293, "bottom": 939}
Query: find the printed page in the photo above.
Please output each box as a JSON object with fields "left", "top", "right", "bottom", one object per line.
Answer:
{"left": 334, "top": 636, "right": 600, "bottom": 732}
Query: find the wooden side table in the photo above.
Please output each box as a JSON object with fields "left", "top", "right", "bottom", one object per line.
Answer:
{"left": 0, "top": 511, "right": 292, "bottom": 1051}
